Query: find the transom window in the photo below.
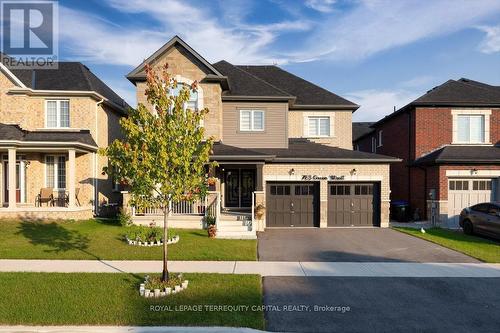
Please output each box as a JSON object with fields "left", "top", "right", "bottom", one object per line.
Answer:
{"left": 308, "top": 116, "right": 330, "bottom": 137}
{"left": 46, "top": 155, "right": 66, "bottom": 189}
{"left": 46, "top": 100, "right": 70, "bottom": 128}
{"left": 457, "top": 115, "right": 485, "bottom": 143}
{"left": 240, "top": 110, "right": 265, "bottom": 131}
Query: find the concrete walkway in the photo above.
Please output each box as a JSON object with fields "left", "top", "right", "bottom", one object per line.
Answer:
{"left": 1, "top": 260, "right": 500, "bottom": 277}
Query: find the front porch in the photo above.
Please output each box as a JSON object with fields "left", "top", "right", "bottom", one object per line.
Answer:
{"left": 0, "top": 146, "right": 95, "bottom": 220}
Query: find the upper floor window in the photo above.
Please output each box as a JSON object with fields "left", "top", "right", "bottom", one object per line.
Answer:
{"left": 308, "top": 116, "right": 330, "bottom": 137}
{"left": 46, "top": 100, "right": 70, "bottom": 128}
{"left": 377, "top": 130, "right": 383, "bottom": 147}
{"left": 371, "top": 137, "right": 376, "bottom": 153}
{"left": 170, "top": 84, "right": 198, "bottom": 110}
{"left": 457, "top": 115, "right": 485, "bottom": 143}
{"left": 240, "top": 110, "right": 265, "bottom": 131}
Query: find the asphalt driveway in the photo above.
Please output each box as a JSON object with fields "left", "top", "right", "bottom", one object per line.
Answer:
{"left": 258, "top": 228, "right": 479, "bottom": 262}
{"left": 263, "top": 276, "right": 500, "bottom": 332}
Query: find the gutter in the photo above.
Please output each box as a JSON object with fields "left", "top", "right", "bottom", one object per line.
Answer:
{"left": 0, "top": 140, "right": 98, "bottom": 152}
{"left": 221, "top": 95, "right": 295, "bottom": 103}
{"left": 290, "top": 104, "right": 360, "bottom": 111}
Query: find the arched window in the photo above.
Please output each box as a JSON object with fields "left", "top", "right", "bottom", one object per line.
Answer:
{"left": 170, "top": 84, "right": 198, "bottom": 110}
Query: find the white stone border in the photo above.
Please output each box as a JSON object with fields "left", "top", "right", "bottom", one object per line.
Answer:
{"left": 126, "top": 235, "right": 180, "bottom": 247}
{"left": 139, "top": 275, "right": 189, "bottom": 298}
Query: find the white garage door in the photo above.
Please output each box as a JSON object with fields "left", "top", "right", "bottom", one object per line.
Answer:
{"left": 448, "top": 179, "right": 495, "bottom": 228}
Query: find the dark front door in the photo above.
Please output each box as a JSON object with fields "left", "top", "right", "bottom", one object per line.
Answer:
{"left": 224, "top": 169, "right": 256, "bottom": 208}
{"left": 328, "top": 183, "right": 378, "bottom": 227}
{"left": 266, "top": 182, "right": 318, "bottom": 227}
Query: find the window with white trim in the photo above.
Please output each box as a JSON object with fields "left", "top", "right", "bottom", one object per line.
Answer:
{"left": 170, "top": 84, "right": 198, "bottom": 110}
{"left": 46, "top": 100, "right": 70, "bottom": 128}
{"left": 456, "top": 115, "right": 485, "bottom": 143}
{"left": 377, "top": 130, "right": 383, "bottom": 147}
{"left": 45, "top": 155, "right": 66, "bottom": 189}
{"left": 240, "top": 110, "right": 265, "bottom": 131}
{"left": 308, "top": 116, "right": 330, "bottom": 137}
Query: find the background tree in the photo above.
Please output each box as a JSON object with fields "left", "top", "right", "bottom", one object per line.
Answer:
{"left": 102, "top": 64, "right": 215, "bottom": 281}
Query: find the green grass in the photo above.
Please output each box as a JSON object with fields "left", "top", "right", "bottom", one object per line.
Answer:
{"left": 0, "top": 272, "right": 264, "bottom": 328}
{"left": 0, "top": 219, "right": 257, "bottom": 261}
{"left": 393, "top": 227, "right": 500, "bottom": 263}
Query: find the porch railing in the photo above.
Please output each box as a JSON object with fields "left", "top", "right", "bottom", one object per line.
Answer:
{"left": 131, "top": 193, "right": 220, "bottom": 217}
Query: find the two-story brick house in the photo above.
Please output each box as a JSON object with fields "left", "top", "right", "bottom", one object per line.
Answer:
{"left": 126, "top": 36, "right": 399, "bottom": 237}
{"left": 0, "top": 54, "right": 128, "bottom": 219}
{"left": 354, "top": 78, "right": 500, "bottom": 228}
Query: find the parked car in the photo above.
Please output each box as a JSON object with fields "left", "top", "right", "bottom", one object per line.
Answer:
{"left": 459, "top": 202, "right": 500, "bottom": 239}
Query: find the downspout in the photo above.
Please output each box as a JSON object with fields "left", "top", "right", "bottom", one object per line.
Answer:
{"left": 94, "top": 98, "right": 105, "bottom": 215}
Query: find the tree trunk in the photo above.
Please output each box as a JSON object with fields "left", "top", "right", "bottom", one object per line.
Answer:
{"left": 161, "top": 205, "right": 169, "bottom": 281}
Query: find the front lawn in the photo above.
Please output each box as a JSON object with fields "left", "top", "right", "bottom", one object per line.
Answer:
{"left": 0, "top": 272, "right": 264, "bottom": 328}
{"left": 393, "top": 227, "right": 500, "bottom": 263}
{"left": 0, "top": 219, "right": 257, "bottom": 261}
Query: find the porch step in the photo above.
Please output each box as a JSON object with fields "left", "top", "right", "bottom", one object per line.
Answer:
{"left": 216, "top": 219, "right": 256, "bottom": 239}
{"left": 217, "top": 224, "right": 250, "bottom": 232}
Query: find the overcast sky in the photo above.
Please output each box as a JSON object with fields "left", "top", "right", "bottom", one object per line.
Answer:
{"left": 57, "top": 0, "right": 500, "bottom": 121}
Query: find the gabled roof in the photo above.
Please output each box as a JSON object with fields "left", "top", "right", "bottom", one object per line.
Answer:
{"left": 0, "top": 123, "right": 98, "bottom": 151}
{"left": 352, "top": 122, "right": 375, "bottom": 142}
{"left": 373, "top": 78, "right": 500, "bottom": 126}
{"left": 412, "top": 145, "right": 500, "bottom": 166}
{"left": 127, "top": 35, "right": 225, "bottom": 82}
{"left": 212, "top": 61, "right": 294, "bottom": 101}
{"left": 1, "top": 53, "right": 129, "bottom": 113}
{"left": 236, "top": 65, "right": 358, "bottom": 109}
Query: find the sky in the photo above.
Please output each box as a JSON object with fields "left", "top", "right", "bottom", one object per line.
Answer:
{"left": 54, "top": 0, "right": 500, "bottom": 121}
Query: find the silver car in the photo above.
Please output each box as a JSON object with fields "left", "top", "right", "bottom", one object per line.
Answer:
{"left": 459, "top": 202, "right": 500, "bottom": 239}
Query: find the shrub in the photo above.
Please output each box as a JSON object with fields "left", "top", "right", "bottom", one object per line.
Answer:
{"left": 125, "top": 225, "right": 176, "bottom": 243}
{"left": 145, "top": 273, "right": 183, "bottom": 290}
{"left": 117, "top": 209, "right": 132, "bottom": 227}
{"left": 205, "top": 216, "right": 216, "bottom": 226}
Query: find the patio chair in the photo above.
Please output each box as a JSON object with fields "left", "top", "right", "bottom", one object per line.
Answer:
{"left": 65, "top": 188, "right": 81, "bottom": 207}
{"left": 36, "top": 188, "right": 54, "bottom": 207}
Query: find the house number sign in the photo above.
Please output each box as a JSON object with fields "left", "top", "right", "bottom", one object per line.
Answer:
{"left": 301, "top": 175, "right": 345, "bottom": 181}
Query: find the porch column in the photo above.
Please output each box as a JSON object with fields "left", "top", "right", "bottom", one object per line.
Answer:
{"left": 256, "top": 164, "right": 264, "bottom": 191}
{"left": 68, "top": 149, "right": 76, "bottom": 208}
{"left": 8, "top": 148, "right": 16, "bottom": 208}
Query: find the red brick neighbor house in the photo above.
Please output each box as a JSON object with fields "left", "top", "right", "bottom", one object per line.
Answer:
{"left": 354, "top": 78, "right": 500, "bottom": 228}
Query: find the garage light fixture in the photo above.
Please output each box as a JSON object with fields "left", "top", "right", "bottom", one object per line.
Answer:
{"left": 289, "top": 168, "right": 295, "bottom": 175}
{"left": 470, "top": 168, "right": 478, "bottom": 175}
{"left": 350, "top": 168, "right": 357, "bottom": 176}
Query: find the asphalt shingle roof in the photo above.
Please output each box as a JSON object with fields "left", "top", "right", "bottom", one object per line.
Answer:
{"left": 352, "top": 122, "right": 375, "bottom": 141}
{"left": 235, "top": 65, "right": 358, "bottom": 107}
{"left": 1, "top": 53, "right": 128, "bottom": 111}
{"left": 413, "top": 145, "right": 500, "bottom": 165}
{"left": 0, "top": 123, "right": 97, "bottom": 148}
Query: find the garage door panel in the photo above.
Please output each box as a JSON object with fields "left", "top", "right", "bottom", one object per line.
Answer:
{"left": 267, "top": 183, "right": 318, "bottom": 228}
{"left": 448, "top": 179, "right": 494, "bottom": 228}
{"left": 328, "top": 183, "right": 378, "bottom": 227}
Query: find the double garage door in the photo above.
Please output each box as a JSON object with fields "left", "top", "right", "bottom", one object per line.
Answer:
{"left": 266, "top": 182, "right": 379, "bottom": 228}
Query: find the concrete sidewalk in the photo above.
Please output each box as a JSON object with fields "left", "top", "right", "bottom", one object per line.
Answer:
{"left": 1, "top": 259, "right": 500, "bottom": 277}
{"left": 0, "top": 326, "right": 266, "bottom": 333}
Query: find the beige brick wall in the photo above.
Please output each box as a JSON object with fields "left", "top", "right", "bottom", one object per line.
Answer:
{"left": 288, "top": 110, "right": 353, "bottom": 149}
{"left": 134, "top": 45, "right": 223, "bottom": 140}
{"left": 261, "top": 163, "right": 391, "bottom": 228}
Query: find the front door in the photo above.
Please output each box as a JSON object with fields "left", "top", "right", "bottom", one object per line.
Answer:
{"left": 3, "top": 161, "right": 24, "bottom": 204}
{"left": 224, "top": 169, "right": 256, "bottom": 208}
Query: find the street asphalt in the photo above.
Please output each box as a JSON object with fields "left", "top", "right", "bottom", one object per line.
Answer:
{"left": 258, "top": 228, "right": 480, "bottom": 262}
{"left": 263, "top": 276, "right": 500, "bottom": 333}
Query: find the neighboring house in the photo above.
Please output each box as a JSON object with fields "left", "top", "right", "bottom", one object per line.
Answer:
{"left": 126, "top": 36, "right": 399, "bottom": 237}
{"left": 0, "top": 54, "right": 128, "bottom": 219}
{"left": 353, "top": 122, "right": 375, "bottom": 151}
{"left": 354, "top": 78, "right": 500, "bottom": 228}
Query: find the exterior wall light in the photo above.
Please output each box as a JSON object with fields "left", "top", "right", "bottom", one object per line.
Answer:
{"left": 470, "top": 168, "right": 478, "bottom": 175}
{"left": 350, "top": 168, "right": 357, "bottom": 176}
{"left": 289, "top": 168, "right": 295, "bottom": 175}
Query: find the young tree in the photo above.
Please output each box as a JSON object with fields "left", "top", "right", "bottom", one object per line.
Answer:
{"left": 102, "top": 64, "right": 215, "bottom": 281}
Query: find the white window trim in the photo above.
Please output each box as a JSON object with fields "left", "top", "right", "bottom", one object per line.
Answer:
{"left": 306, "top": 116, "right": 331, "bottom": 137}
{"left": 451, "top": 109, "right": 491, "bottom": 144}
{"left": 45, "top": 100, "right": 70, "bottom": 129}
{"left": 302, "top": 113, "right": 334, "bottom": 138}
{"left": 45, "top": 155, "right": 66, "bottom": 190}
{"left": 377, "top": 130, "right": 383, "bottom": 147}
{"left": 239, "top": 109, "right": 265, "bottom": 132}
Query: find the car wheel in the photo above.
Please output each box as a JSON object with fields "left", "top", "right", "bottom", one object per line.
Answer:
{"left": 463, "top": 220, "right": 473, "bottom": 235}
